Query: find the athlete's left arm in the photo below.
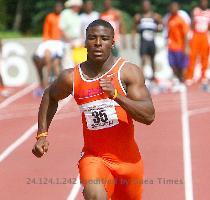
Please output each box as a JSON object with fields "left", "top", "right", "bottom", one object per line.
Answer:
{"left": 99, "top": 63, "right": 155, "bottom": 125}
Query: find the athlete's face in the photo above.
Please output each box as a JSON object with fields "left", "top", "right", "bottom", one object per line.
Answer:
{"left": 85, "top": 26, "right": 114, "bottom": 63}
{"left": 200, "top": 0, "right": 208, "bottom": 9}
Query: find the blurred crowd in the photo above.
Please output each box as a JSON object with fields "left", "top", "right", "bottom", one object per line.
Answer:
{"left": 1, "top": 0, "right": 209, "bottom": 98}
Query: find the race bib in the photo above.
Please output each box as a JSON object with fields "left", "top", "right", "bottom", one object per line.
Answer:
{"left": 80, "top": 99, "right": 119, "bottom": 130}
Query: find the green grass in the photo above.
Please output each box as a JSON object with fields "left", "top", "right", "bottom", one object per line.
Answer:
{"left": 0, "top": 31, "right": 23, "bottom": 39}
{"left": 0, "top": 31, "right": 43, "bottom": 39}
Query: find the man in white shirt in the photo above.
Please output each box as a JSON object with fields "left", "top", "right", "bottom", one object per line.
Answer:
{"left": 80, "top": 0, "right": 99, "bottom": 43}
{"left": 59, "top": 0, "right": 83, "bottom": 68}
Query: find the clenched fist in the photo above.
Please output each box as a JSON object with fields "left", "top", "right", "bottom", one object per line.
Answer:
{"left": 99, "top": 78, "right": 115, "bottom": 98}
{"left": 32, "top": 137, "right": 49, "bottom": 158}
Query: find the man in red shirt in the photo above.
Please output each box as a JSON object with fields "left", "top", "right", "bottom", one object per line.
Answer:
{"left": 42, "top": 2, "right": 63, "bottom": 40}
{"left": 185, "top": 0, "right": 210, "bottom": 85}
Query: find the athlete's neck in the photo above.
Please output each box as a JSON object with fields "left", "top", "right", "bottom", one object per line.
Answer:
{"left": 84, "top": 55, "right": 118, "bottom": 78}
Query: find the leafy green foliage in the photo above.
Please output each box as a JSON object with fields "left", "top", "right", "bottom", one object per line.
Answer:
{"left": 0, "top": 0, "right": 200, "bottom": 36}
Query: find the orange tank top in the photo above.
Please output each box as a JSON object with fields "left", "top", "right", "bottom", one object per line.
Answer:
{"left": 73, "top": 58, "right": 141, "bottom": 162}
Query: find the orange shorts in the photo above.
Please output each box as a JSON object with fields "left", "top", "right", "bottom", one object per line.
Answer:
{"left": 78, "top": 155, "right": 144, "bottom": 200}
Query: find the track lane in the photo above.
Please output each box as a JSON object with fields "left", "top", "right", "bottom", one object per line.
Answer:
{"left": 135, "top": 92, "right": 185, "bottom": 200}
{"left": 1, "top": 85, "right": 210, "bottom": 199}
{"left": 187, "top": 85, "right": 210, "bottom": 200}
{"left": 0, "top": 100, "right": 82, "bottom": 200}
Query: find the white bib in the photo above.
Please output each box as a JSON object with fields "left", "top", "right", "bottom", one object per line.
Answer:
{"left": 80, "top": 99, "right": 119, "bottom": 130}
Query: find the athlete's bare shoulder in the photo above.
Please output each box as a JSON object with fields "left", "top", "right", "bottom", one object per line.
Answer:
{"left": 49, "top": 68, "right": 74, "bottom": 101}
{"left": 60, "top": 68, "right": 74, "bottom": 84}
{"left": 120, "top": 61, "right": 152, "bottom": 101}
{"left": 120, "top": 61, "right": 145, "bottom": 86}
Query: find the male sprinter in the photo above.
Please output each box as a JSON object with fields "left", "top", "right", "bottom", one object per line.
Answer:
{"left": 32, "top": 19, "right": 155, "bottom": 200}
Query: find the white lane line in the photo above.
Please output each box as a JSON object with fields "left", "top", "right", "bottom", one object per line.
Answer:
{"left": 66, "top": 175, "right": 81, "bottom": 200}
{"left": 180, "top": 88, "right": 194, "bottom": 200}
{"left": 188, "top": 107, "right": 210, "bottom": 116}
{"left": 0, "top": 110, "right": 80, "bottom": 121}
{"left": 0, "top": 83, "right": 38, "bottom": 109}
{"left": 0, "top": 96, "right": 72, "bottom": 163}
{"left": 0, "top": 123, "right": 37, "bottom": 162}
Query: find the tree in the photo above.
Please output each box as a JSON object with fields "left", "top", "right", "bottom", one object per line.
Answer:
{"left": 0, "top": 0, "right": 7, "bottom": 31}
{"left": 0, "top": 0, "right": 199, "bottom": 35}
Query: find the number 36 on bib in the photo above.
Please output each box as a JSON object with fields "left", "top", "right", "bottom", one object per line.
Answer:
{"left": 80, "top": 99, "right": 119, "bottom": 130}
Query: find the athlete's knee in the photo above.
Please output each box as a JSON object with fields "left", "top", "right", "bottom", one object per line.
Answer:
{"left": 83, "top": 183, "right": 107, "bottom": 200}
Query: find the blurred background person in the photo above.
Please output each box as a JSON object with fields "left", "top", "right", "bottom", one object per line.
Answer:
{"left": 100, "top": 0, "right": 127, "bottom": 56}
{"left": 165, "top": 1, "right": 190, "bottom": 91}
{"left": 42, "top": 1, "right": 63, "bottom": 41}
{"left": 33, "top": 40, "right": 64, "bottom": 96}
{"left": 163, "top": 8, "right": 191, "bottom": 39}
{"left": 132, "top": 0, "right": 162, "bottom": 82}
{"left": 80, "top": 0, "right": 99, "bottom": 43}
{"left": 185, "top": 0, "right": 210, "bottom": 86}
{"left": 33, "top": 2, "right": 64, "bottom": 96}
{"left": 59, "top": 0, "right": 83, "bottom": 68}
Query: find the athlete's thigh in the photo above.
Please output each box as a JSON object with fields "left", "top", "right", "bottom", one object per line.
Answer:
{"left": 78, "top": 155, "right": 115, "bottom": 198}
{"left": 111, "top": 159, "right": 144, "bottom": 200}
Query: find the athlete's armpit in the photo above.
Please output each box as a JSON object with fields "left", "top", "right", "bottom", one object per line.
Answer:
{"left": 116, "top": 62, "right": 155, "bottom": 124}
{"left": 121, "top": 62, "right": 151, "bottom": 101}
{"left": 49, "top": 69, "right": 74, "bottom": 102}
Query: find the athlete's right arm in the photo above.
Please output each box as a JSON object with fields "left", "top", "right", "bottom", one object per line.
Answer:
{"left": 32, "top": 69, "right": 73, "bottom": 158}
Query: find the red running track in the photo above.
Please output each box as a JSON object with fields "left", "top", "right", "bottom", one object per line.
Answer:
{"left": 0, "top": 84, "right": 210, "bottom": 200}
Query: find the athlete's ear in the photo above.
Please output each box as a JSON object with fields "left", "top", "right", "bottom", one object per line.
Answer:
{"left": 112, "top": 39, "right": 115, "bottom": 48}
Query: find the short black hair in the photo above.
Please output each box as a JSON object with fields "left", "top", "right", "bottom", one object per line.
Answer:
{"left": 86, "top": 19, "right": 114, "bottom": 36}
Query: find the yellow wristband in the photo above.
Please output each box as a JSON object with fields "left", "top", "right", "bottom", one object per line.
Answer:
{"left": 112, "top": 89, "right": 118, "bottom": 99}
{"left": 36, "top": 132, "right": 48, "bottom": 140}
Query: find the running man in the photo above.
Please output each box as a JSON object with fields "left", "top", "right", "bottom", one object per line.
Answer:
{"left": 185, "top": 0, "right": 210, "bottom": 85}
{"left": 100, "top": 0, "right": 127, "bottom": 56}
{"left": 132, "top": 0, "right": 162, "bottom": 81}
{"left": 32, "top": 19, "right": 155, "bottom": 200}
